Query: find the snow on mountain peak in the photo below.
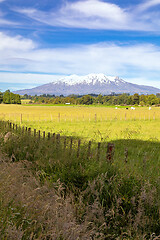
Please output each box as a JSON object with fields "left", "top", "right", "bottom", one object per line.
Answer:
{"left": 55, "top": 74, "right": 125, "bottom": 86}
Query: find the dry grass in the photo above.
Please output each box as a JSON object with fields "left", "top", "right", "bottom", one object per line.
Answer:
{"left": 0, "top": 154, "right": 105, "bottom": 239}
{"left": 0, "top": 155, "right": 160, "bottom": 239}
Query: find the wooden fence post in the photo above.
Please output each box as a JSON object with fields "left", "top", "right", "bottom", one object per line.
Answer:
{"left": 70, "top": 138, "right": 73, "bottom": 154}
{"left": 43, "top": 131, "right": 45, "bottom": 139}
{"left": 13, "top": 123, "right": 15, "bottom": 130}
{"left": 124, "top": 148, "right": 128, "bottom": 163}
{"left": 28, "top": 128, "right": 31, "bottom": 136}
{"left": 52, "top": 133, "right": 55, "bottom": 142}
{"left": 77, "top": 140, "right": 81, "bottom": 157}
{"left": 87, "top": 141, "right": 91, "bottom": 158}
{"left": 153, "top": 112, "right": 155, "bottom": 120}
{"left": 106, "top": 143, "right": 115, "bottom": 162}
{"left": 56, "top": 134, "right": 60, "bottom": 150}
{"left": 64, "top": 136, "right": 67, "bottom": 151}
{"left": 34, "top": 129, "right": 36, "bottom": 137}
{"left": 95, "top": 113, "right": 97, "bottom": 122}
{"left": 38, "top": 130, "right": 41, "bottom": 139}
{"left": 48, "top": 132, "right": 51, "bottom": 140}
{"left": 97, "top": 142, "right": 101, "bottom": 161}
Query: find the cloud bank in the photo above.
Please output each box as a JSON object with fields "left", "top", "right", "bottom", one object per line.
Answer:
{"left": 15, "top": 0, "right": 160, "bottom": 31}
{"left": 1, "top": 32, "right": 160, "bottom": 88}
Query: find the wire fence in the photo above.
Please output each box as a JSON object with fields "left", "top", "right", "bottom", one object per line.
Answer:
{"left": 2, "top": 120, "right": 116, "bottom": 163}
{"left": 0, "top": 110, "right": 158, "bottom": 124}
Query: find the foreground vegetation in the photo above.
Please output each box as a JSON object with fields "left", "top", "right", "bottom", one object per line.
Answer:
{"left": 0, "top": 105, "right": 160, "bottom": 239}
{"left": 0, "top": 120, "right": 160, "bottom": 239}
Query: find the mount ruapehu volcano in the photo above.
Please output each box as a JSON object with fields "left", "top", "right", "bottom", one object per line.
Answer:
{"left": 13, "top": 74, "right": 160, "bottom": 96}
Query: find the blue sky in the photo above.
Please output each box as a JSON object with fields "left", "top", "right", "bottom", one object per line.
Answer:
{"left": 1, "top": 0, "right": 160, "bottom": 91}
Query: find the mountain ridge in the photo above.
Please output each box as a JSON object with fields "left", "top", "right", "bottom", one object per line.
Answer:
{"left": 13, "top": 74, "right": 160, "bottom": 96}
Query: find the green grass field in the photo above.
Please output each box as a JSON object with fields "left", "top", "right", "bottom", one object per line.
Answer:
{"left": 0, "top": 104, "right": 160, "bottom": 141}
{"left": 0, "top": 104, "right": 160, "bottom": 238}
{"left": 0, "top": 104, "right": 160, "bottom": 186}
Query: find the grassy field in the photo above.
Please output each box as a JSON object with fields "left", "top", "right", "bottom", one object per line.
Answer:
{"left": 0, "top": 104, "right": 160, "bottom": 185}
{"left": 0, "top": 104, "right": 160, "bottom": 141}
{"left": 0, "top": 104, "right": 160, "bottom": 238}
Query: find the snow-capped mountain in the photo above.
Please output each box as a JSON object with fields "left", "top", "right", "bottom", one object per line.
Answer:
{"left": 14, "top": 74, "right": 160, "bottom": 96}
{"left": 55, "top": 74, "right": 125, "bottom": 86}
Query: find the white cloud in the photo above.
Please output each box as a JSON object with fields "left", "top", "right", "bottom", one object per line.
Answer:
{"left": 64, "top": 0, "right": 127, "bottom": 23}
{"left": 127, "top": 77, "right": 160, "bottom": 89}
{"left": 13, "top": 1, "right": 132, "bottom": 30}
{"left": 6, "top": 43, "right": 160, "bottom": 75}
{"left": 14, "top": 0, "right": 160, "bottom": 31}
{"left": 0, "top": 32, "right": 36, "bottom": 51}
{"left": 1, "top": 32, "right": 160, "bottom": 87}
{"left": 137, "top": 0, "right": 160, "bottom": 12}
{"left": 0, "top": 72, "right": 65, "bottom": 84}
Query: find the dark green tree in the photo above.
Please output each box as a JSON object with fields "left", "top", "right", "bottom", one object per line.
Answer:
{"left": 0, "top": 91, "right": 3, "bottom": 103}
{"left": 3, "top": 90, "right": 21, "bottom": 104}
{"left": 132, "top": 93, "right": 139, "bottom": 105}
{"left": 15, "top": 94, "right": 21, "bottom": 104}
{"left": 3, "top": 90, "right": 11, "bottom": 104}
{"left": 147, "top": 94, "right": 159, "bottom": 105}
{"left": 97, "top": 94, "right": 103, "bottom": 104}
{"left": 80, "top": 95, "right": 93, "bottom": 105}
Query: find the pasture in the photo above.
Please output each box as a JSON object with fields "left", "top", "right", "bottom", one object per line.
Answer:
{"left": 0, "top": 104, "right": 160, "bottom": 238}
{"left": 0, "top": 104, "right": 160, "bottom": 185}
{"left": 0, "top": 104, "right": 160, "bottom": 142}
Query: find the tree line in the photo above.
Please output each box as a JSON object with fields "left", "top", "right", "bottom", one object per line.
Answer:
{"left": 23, "top": 93, "right": 160, "bottom": 106}
{"left": 0, "top": 90, "right": 21, "bottom": 104}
